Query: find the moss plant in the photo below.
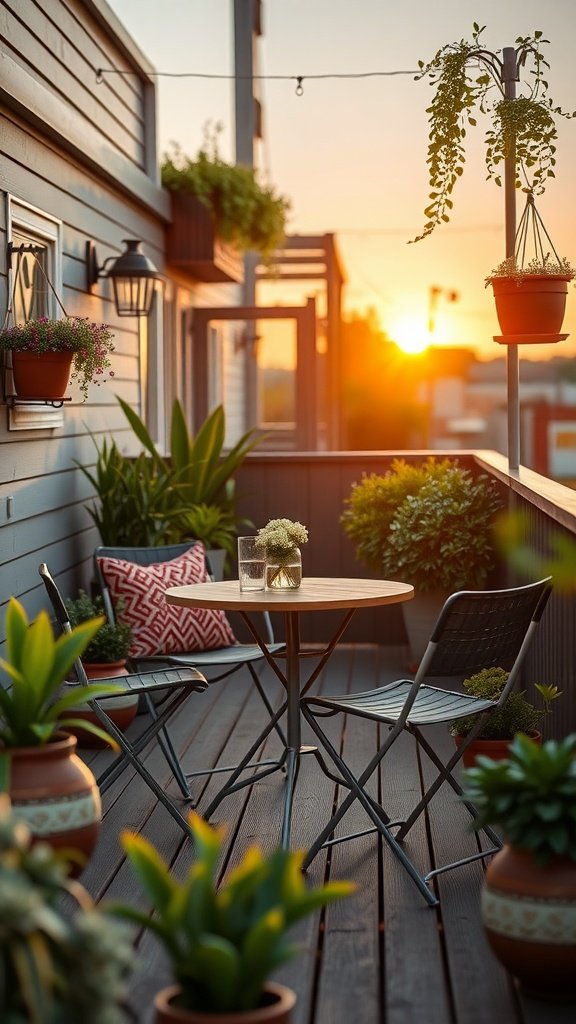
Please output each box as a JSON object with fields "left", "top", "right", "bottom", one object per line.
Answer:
{"left": 450, "top": 667, "right": 561, "bottom": 740}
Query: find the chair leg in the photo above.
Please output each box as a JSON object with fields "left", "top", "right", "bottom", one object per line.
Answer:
{"left": 91, "top": 706, "right": 193, "bottom": 836}
{"left": 301, "top": 708, "right": 438, "bottom": 907}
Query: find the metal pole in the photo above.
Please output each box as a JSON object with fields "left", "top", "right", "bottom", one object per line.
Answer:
{"left": 502, "top": 46, "right": 520, "bottom": 470}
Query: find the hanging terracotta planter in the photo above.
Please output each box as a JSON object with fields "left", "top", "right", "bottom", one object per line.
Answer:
{"left": 490, "top": 274, "right": 571, "bottom": 341}
{"left": 154, "top": 983, "right": 296, "bottom": 1024}
{"left": 482, "top": 844, "right": 576, "bottom": 1000}
{"left": 7, "top": 732, "right": 101, "bottom": 873}
{"left": 11, "top": 349, "right": 73, "bottom": 398}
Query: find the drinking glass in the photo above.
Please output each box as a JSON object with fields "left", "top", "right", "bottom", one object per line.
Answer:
{"left": 237, "top": 536, "right": 266, "bottom": 591}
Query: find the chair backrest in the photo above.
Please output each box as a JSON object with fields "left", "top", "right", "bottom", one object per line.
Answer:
{"left": 38, "top": 562, "right": 92, "bottom": 690}
{"left": 418, "top": 579, "right": 552, "bottom": 701}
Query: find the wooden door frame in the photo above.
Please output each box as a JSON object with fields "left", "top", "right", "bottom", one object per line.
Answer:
{"left": 189, "top": 298, "right": 318, "bottom": 449}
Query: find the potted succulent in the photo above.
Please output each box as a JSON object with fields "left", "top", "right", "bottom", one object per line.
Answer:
{"left": 0, "top": 793, "right": 134, "bottom": 1022}
{"left": 450, "top": 667, "right": 561, "bottom": 766}
{"left": 78, "top": 398, "right": 259, "bottom": 562}
{"left": 463, "top": 733, "right": 576, "bottom": 998}
{"left": 0, "top": 597, "right": 122, "bottom": 863}
{"left": 112, "top": 811, "right": 353, "bottom": 1023}
{"left": 64, "top": 590, "right": 137, "bottom": 743}
{"left": 255, "top": 518, "right": 309, "bottom": 590}
{"left": 0, "top": 315, "right": 115, "bottom": 401}
{"left": 341, "top": 458, "right": 503, "bottom": 661}
{"left": 163, "top": 127, "right": 290, "bottom": 276}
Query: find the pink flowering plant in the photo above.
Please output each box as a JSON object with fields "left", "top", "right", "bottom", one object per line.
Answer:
{"left": 0, "top": 316, "right": 115, "bottom": 401}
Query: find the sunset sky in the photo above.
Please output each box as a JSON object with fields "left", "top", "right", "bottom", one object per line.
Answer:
{"left": 107, "top": 0, "right": 576, "bottom": 363}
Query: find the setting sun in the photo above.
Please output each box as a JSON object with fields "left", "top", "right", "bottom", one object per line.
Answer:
{"left": 389, "top": 315, "right": 430, "bottom": 355}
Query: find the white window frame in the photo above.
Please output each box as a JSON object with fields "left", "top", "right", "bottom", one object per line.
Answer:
{"left": 5, "top": 196, "right": 64, "bottom": 430}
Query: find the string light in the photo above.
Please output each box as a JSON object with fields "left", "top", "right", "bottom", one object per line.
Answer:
{"left": 95, "top": 66, "right": 418, "bottom": 94}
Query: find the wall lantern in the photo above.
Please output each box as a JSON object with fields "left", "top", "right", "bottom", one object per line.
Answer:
{"left": 86, "top": 238, "right": 161, "bottom": 317}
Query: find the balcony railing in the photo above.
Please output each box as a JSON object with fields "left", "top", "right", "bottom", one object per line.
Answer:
{"left": 235, "top": 449, "right": 576, "bottom": 738}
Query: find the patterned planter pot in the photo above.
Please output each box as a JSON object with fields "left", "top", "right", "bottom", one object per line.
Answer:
{"left": 8, "top": 732, "right": 101, "bottom": 873}
{"left": 482, "top": 844, "right": 576, "bottom": 999}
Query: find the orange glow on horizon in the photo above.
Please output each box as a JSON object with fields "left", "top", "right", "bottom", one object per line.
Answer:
{"left": 388, "top": 314, "right": 430, "bottom": 355}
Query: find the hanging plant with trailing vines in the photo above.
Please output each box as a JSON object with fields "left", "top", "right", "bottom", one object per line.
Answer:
{"left": 412, "top": 24, "right": 575, "bottom": 242}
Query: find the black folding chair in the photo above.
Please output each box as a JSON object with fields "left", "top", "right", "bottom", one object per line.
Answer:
{"left": 94, "top": 543, "right": 287, "bottom": 771}
{"left": 302, "top": 579, "right": 552, "bottom": 906}
{"left": 39, "top": 562, "right": 208, "bottom": 837}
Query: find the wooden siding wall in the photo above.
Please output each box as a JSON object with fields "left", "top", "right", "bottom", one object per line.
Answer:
{"left": 0, "top": 0, "right": 167, "bottom": 644}
{"left": 235, "top": 451, "right": 576, "bottom": 736}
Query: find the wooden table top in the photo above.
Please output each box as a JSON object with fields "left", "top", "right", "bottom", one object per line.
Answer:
{"left": 165, "top": 577, "right": 414, "bottom": 613}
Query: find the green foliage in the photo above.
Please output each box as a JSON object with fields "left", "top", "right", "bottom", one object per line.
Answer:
{"left": 0, "top": 793, "right": 133, "bottom": 1022}
{"left": 496, "top": 509, "right": 576, "bottom": 593}
{"left": 451, "top": 666, "right": 561, "bottom": 739}
{"left": 342, "top": 458, "right": 502, "bottom": 592}
{"left": 413, "top": 24, "right": 576, "bottom": 241}
{"left": 0, "top": 316, "right": 115, "bottom": 401}
{"left": 487, "top": 254, "right": 575, "bottom": 281}
{"left": 77, "top": 399, "right": 260, "bottom": 556}
{"left": 112, "top": 812, "right": 354, "bottom": 1014}
{"left": 162, "top": 127, "right": 290, "bottom": 260}
{"left": 0, "top": 598, "right": 122, "bottom": 748}
{"left": 463, "top": 733, "right": 576, "bottom": 865}
{"left": 65, "top": 591, "right": 132, "bottom": 664}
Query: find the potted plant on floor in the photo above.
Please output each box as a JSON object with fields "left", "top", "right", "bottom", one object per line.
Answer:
{"left": 78, "top": 398, "right": 260, "bottom": 564}
{"left": 64, "top": 590, "right": 138, "bottom": 743}
{"left": 450, "top": 667, "right": 561, "bottom": 766}
{"left": 0, "top": 793, "right": 134, "bottom": 1022}
{"left": 112, "top": 811, "right": 354, "bottom": 1023}
{"left": 0, "top": 597, "right": 122, "bottom": 865}
{"left": 341, "top": 458, "right": 503, "bottom": 662}
{"left": 0, "top": 315, "right": 115, "bottom": 401}
{"left": 464, "top": 733, "right": 576, "bottom": 999}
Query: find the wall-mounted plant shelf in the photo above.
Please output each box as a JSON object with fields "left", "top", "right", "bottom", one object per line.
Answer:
{"left": 5, "top": 394, "right": 72, "bottom": 409}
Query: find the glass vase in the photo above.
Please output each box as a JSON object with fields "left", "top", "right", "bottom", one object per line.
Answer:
{"left": 266, "top": 547, "right": 302, "bottom": 590}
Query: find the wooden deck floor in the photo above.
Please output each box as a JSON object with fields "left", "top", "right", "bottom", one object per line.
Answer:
{"left": 79, "top": 645, "right": 575, "bottom": 1024}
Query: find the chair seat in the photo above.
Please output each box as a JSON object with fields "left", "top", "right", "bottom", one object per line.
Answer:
{"left": 137, "top": 643, "right": 285, "bottom": 668}
{"left": 307, "top": 679, "right": 497, "bottom": 726}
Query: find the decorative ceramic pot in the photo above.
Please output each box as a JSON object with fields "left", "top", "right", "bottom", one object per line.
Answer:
{"left": 265, "top": 548, "right": 302, "bottom": 590}
{"left": 482, "top": 845, "right": 576, "bottom": 1000}
{"left": 154, "top": 983, "right": 296, "bottom": 1023}
{"left": 65, "top": 663, "right": 138, "bottom": 747}
{"left": 491, "top": 274, "right": 571, "bottom": 339}
{"left": 7, "top": 732, "right": 101, "bottom": 871}
{"left": 454, "top": 730, "right": 542, "bottom": 769}
{"left": 11, "top": 350, "right": 73, "bottom": 398}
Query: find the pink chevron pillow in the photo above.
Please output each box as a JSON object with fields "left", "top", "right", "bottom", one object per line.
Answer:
{"left": 97, "top": 544, "right": 237, "bottom": 657}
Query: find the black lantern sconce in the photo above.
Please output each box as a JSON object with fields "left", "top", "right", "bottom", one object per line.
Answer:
{"left": 86, "top": 238, "right": 161, "bottom": 317}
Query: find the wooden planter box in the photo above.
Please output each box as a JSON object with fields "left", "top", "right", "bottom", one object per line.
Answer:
{"left": 166, "top": 193, "right": 244, "bottom": 283}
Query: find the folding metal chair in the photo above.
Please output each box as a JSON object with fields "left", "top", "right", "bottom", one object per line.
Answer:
{"left": 94, "top": 543, "right": 287, "bottom": 765}
{"left": 39, "top": 562, "right": 208, "bottom": 836}
{"left": 302, "top": 579, "right": 552, "bottom": 906}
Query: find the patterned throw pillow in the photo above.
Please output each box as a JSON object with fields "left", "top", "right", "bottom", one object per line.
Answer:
{"left": 97, "top": 544, "right": 237, "bottom": 657}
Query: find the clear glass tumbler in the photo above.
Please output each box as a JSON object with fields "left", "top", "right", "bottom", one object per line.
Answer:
{"left": 237, "top": 536, "right": 266, "bottom": 592}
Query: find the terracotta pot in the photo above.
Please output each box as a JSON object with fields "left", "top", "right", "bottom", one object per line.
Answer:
{"left": 65, "top": 663, "right": 138, "bottom": 747}
{"left": 490, "top": 275, "right": 571, "bottom": 339}
{"left": 154, "top": 983, "right": 296, "bottom": 1024}
{"left": 482, "top": 844, "right": 576, "bottom": 999}
{"left": 454, "top": 730, "right": 541, "bottom": 769}
{"left": 11, "top": 350, "right": 73, "bottom": 398}
{"left": 7, "top": 732, "right": 101, "bottom": 872}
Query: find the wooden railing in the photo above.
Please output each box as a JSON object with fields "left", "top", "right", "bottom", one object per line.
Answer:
{"left": 235, "top": 449, "right": 576, "bottom": 738}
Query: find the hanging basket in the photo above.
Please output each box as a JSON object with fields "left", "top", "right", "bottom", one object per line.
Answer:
{"left": 488, "top": 194, "right": 574, "bottom": 344}
{"left": 11, "top": 349, "right": 73, "bottom": 399}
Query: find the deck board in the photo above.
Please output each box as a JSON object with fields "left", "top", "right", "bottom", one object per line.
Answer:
{"left": 77, "top": 645, "right": 572, "bottom": 1023}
